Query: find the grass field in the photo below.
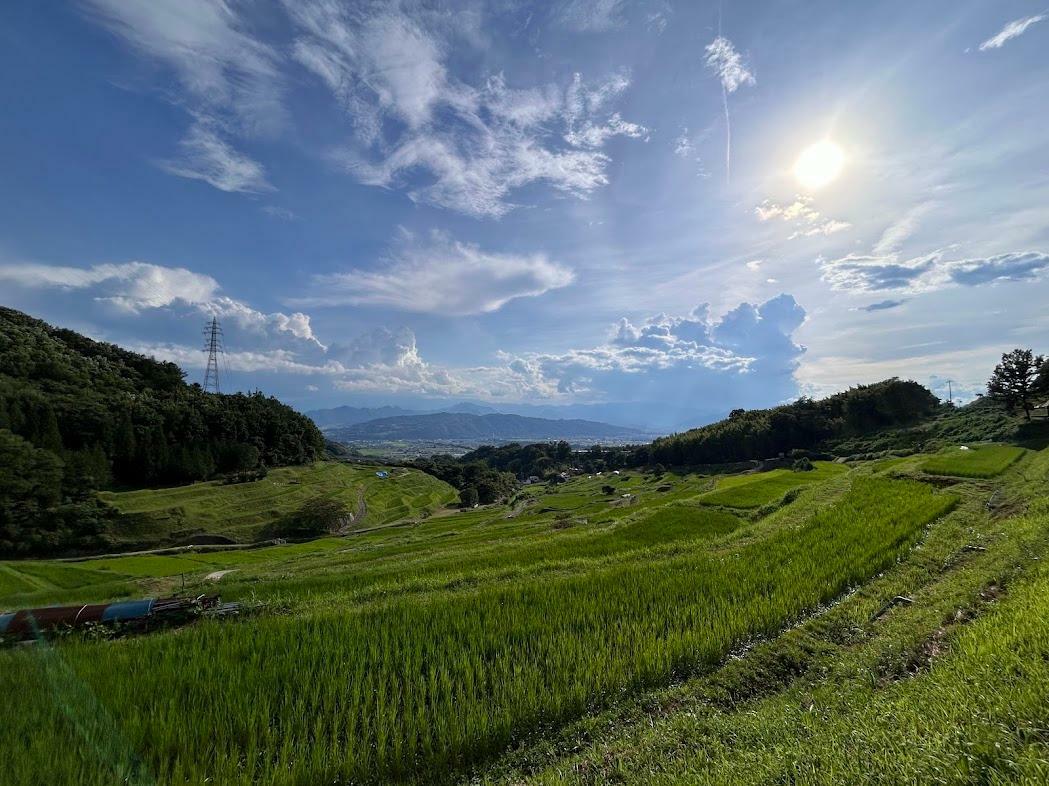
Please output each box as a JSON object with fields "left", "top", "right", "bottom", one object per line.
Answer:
{"left": 97, "top": 461, "right": 457, "bottom": 545}
{"left": 1, "top": 447, "right": 1044, "bottom": 785}
{"left": 921, "top": 444, "right": 1026, "bottom": 478}
{"left": 697, "top": 461, "right": 847, "bottom": 508}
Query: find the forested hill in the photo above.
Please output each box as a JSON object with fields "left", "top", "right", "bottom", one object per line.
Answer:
{"left": 0, "top": 307, "right": 324, "bottom": 554}
{"left": 649, "top": 378, "right": 940, "bottom": 466}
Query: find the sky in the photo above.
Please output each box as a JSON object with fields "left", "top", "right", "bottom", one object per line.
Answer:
{"left": 1, "top": 0, "right": 1047, "bottom": 431}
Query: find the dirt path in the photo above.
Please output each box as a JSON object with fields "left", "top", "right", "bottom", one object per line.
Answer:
{"left": 205, "top": 569, "right": 238, "bottom": 582}
{"left": 337, "top": 487, "right": 368, "bottom": 535}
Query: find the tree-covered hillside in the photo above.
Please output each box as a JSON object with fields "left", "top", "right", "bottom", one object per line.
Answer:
{"left": 649, "top": 378, "right": 941, "bottom": 466}
{"left": 0, "top": 307, "right": 324, "bottom": 555}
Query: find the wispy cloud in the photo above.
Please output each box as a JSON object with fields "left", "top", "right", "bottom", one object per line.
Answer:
{"left": 821, "top": 250, "right": 1049, "bottom": 293}
{"left": 157, "top": 121, "right": 273, "bottom": 193}
{"left": 704, "top": 36, "right": 755, "bottom": 183}
{"left": 556, "top": 0, "right": 627, "bottom": 32}
{"left": 978, "top": 14, "right": 1045, "bottom": 51}
{"left": 755, "top": 196, "right": 851, "bottom": 239}
{"left": 83, "top": 0, "right": 284, "bottom": 192}
{"left": 297, "top": 231, "right": 575, "bottom": 316}
{"left": 286, "top": 2, "right": 645, "bottom": 217}
{"left": 872, "top": 202, "right": 935, "bottom": 256}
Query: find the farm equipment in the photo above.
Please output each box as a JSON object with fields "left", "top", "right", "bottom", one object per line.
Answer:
{"left": 0, "top": 594, "right": 240, "bottom": 642}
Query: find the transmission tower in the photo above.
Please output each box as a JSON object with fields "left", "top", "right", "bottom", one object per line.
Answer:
{"left": 202, "top": 316, "right": 225, "bottom": 393}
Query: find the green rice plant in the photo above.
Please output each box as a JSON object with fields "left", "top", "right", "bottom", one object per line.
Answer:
{"left": 921, "top": 444, "right": 1025, "bottom": 478}
{"left": 698, "top": 462, "right": 847, "bottom": 508}
{"left": 98, "top": 462, "right": 457, "bottom": 543}
{"left": 0, "top": 477, "right": 954, "bottom": 785}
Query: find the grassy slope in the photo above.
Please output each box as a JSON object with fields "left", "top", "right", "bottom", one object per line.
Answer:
{"left": 0, "top": 459, "right": 962, "bottom": 785}
{"left": 921, "top": 444, "right": 1026, "bottom": 478}
{"left": 477, "top": 448, "right": 1049, "bottom": 785}
{"left": 4, "top": 450, "right": 1046, "bottom": 784}
{"left": 97, "top": 461, "right": 457, "bottom": 545}
{"left": 697, "top": 461, "right": 847, "bottom": 508}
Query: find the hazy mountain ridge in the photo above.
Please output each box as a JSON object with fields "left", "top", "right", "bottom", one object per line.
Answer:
{"left": 325, "top": 412, "right": 653, "bottom": 442}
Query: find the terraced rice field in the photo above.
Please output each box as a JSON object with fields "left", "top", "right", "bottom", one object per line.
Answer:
{"left": 697, "top": 461, "right": 847, "bottom": 508}
{"left": 97, "top": 461, "right": 457, "bottom": 544}
{"left": 0, "top": 460, "right": 959, "bottom": 785}
{"left": 921, "top": 444, "right": 1026, "bottom": 478}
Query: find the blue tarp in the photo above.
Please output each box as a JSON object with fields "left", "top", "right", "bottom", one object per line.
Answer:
{"left": 100, "top": 599, "right": 155, "bottom": 622}
{"left": 0, "top": 612, "right": 15, "bottom": 634}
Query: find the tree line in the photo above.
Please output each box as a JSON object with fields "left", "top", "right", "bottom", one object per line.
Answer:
{"left": 0, "top": 307, "right": 325, "bottom": 556}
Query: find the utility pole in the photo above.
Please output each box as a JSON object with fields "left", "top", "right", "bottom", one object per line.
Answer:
{"left": 202, "top": 316, "right": 224, "bottom": 393}
{"left": 948, "top": 379, "right": 953, "bottom": 405}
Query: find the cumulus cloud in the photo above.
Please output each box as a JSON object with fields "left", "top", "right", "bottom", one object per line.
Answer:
{"left": 978, "top": 15, "right": 1045, "bottom": 51}
{"left": 299, "top": 232, "right": 574, "bottom": 316}
{"left": 286, "top": 2, "right": 645, "bottom": 217}
{"left": 756, "top": 196, "right": 851, "bottom": 239}
{"left": 505, "top": 295, "right": 806, "bottom": 407}
{"left": 158, "top": 121, "right": 273, "bottom": 193}
{"left": 821, "top": 250, "right": 1049, "bottom": 294}
{"left": 0, "top": 259, "right": 321, "bottom": 347}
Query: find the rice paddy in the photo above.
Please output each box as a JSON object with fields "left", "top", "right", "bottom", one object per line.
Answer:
{"left": 921, "top": 444, "right": 1026, "bottom": 478}
{"left": 0, "top": 465, "right": 960, "bottom": 785}
{"left": 97, "top": 461, "right": 457, "bottom": 545}
{"left": 697, "top": 461, "right": 847, "bottom": 508}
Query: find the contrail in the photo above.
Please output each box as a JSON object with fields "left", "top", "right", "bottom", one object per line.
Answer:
{"left": 704, "top": 24, "right": 754, "bottom": 185}
{"left": 720, "top": 79, "right": 731, "bottom": 183}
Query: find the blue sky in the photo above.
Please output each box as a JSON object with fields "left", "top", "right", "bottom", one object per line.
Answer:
{"left": 1, "top": 0, "right": 1047, "bottom": 430}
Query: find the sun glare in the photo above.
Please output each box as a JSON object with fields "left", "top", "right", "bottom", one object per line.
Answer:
{"left": 793, "top": 140, "right": 845, "bottom": 190}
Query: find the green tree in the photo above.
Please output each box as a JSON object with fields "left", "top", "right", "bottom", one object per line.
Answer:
{"left": 460, "top": 487, "right": 480, "bottom": 508}
{"left": 278, "top": 497, "right": 351, "bottom": 539}
{"left": 988, "top": 348, "right": 1045, "bottom": 420}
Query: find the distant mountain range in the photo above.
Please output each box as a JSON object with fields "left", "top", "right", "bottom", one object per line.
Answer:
{"left": 322, "top": 412, "right": 652, "bottom": 443}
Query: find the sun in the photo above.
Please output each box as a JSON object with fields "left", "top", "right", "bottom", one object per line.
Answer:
{"left": 793, "top": 140, "right": 845, "bottom": 190}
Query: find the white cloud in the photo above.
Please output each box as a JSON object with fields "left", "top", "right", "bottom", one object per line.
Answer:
{"left": 746, "top": 260, "right": 763, "bottom": 271}
{"left": 755, "top": 196, "right": 851, "bottom": 239}
{"left": 704, "top": 36, "right": 755, "bottom": 93}
{"left": 821, "top": 250, "right": 1049, "bottom": 293}
{"left": 300, "top": 232, "right": 574, "bottom": 316}
{"left": 674, "top": 131, "right": 694, "bottom": 159}
{"left": 261, "top": 205, "right": 296, "bottom": 221}
{"left": 84, "top": 0, "right": 284, "bottom": 133}
{"left": 872, "top": 202, "right": 935, "bottom": 256}
{"left": 0, "top": 259, "right": 321, "bottom": 347}
{"left": 978, "top": 15, "right": 1045, "bottom": 51}
{"left": 286, "top": 2, "right": 645, "bottom": 217}
{"left": 504, "top": 295, "right": 807, "bottom": 405}
{"left": 556, "top": 0, "right": 628, "bottom": 32}
{"left": 158, "top": 121, "right": 273, "bottom": 193}
{"left": 83, "top": 0, "right": 283, "bottom": 192}
{"left": 0, "top": 260, "right": 218, "bottom": 309}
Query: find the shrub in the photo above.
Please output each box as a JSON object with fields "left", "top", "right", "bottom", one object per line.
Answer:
{"left": 276, "top": 497, "right": 351, "bottom": 538}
